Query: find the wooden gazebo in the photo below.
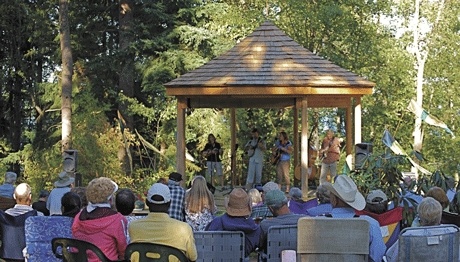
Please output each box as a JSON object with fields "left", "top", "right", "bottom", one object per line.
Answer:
{"left": 164, "top": 21, "right": 374, "bottom": 196}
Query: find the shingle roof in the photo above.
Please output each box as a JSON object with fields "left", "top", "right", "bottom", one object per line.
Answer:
{"left": 165, "top": 21, "right": 374, "bottom": 92}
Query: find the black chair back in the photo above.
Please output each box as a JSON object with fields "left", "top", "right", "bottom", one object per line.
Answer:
{"left": 125, "top": 242, "right": 189, "bottom": 262}
{"left": 0, "top": 209, "right": 37, "bottom": 260}
{"left": 51, "top": 237, "right": 113, "bottom": 262}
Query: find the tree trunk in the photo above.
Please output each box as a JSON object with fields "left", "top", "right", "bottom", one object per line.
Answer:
{"left": 119, "top": 0, "right": 135, "bottom": 175}
{"left": 59, "top": 0, "right": 73, "bottom": 152}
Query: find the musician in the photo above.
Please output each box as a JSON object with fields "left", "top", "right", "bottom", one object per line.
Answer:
{"left": 319, "top": 129, "right": 341, "bottom": 185}
{"left": 272, "top": 131, "right": 293, "bottom": 193}
{"left": 244, "top": 128, "right": 266, "bottom": 190}
{"left": 201, "top": 134, "right": 224, "bottom": 188}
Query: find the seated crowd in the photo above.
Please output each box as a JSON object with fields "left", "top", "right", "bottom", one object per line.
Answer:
{"left": 0, "top": 169, "right": 459, "bottom": 262}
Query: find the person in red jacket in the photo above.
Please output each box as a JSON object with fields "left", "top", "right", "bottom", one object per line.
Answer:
{"left": 72, "top": 177, "right": 127, "bottom": 262}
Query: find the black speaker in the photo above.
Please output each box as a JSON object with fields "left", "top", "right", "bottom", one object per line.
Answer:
{"left": 63, "top": 150, "right": 78, "bottom": 173}
{"left": 355, "top": 143, "right": 372, "bottom": 169}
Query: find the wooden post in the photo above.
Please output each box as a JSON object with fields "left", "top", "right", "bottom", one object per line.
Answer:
{"left": 176, "top": 97, "right": 187, "bottom": 183}
{"left": 231, "top": 109, "right": 237, "bottom": 186}
{"left": 300, "top": 98, "right": 309, "bottom": 199}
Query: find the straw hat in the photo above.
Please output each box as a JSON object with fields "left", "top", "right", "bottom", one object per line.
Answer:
{"left": 323, "top": 175, "right": 365, "bottom": 211}
{"left": 225, "top": 188, "right": 251, "bottom": 217}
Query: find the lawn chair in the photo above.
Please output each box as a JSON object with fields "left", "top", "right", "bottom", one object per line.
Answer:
{"left": 0, "top": 209, "right": 37, "bottom": 260}
{"left": 194, "top": 231, "right": 245, "bottom": 262}
{"left": 441, "top": 211, "right": 460, "bottom": 227}
{"left": 125, "top": 242, "right": 189, "bottom": 262}
{"left": 297, "top": 217, "right": 369, "bottom": 262}
{"left": 51, "top": 237, "right": 114, "bottom": 262}
{"left": 259, "top": 225, "right": 297, "bottom": 262}
{"left": 24, "top": 216, "right": 73, "bottom": 262}
{"left": 398, "top": 224, "right": 459, "bottom": 262}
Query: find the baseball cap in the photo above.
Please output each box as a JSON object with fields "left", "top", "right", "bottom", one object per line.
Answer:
{"left": 264, "top": 189, "right": 288, "bottom": 206}
{"left": 147, "top": 183, "right": 171, "bottom": 204}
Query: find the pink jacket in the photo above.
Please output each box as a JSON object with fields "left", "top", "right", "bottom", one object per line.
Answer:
{"left": 72, "top": 210, "right": 128, "bottom": 261}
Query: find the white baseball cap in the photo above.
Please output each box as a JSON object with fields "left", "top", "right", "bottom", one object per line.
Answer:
{"left": 146, "top": 183, "right": 171, "bottom": 204}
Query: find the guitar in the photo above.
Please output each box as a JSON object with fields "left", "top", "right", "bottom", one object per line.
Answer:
{"left": 245, "top": 137, "right": 262, "bottom": 157}
{"left": 270, "top": 148, "right": 281, "bottom": 165}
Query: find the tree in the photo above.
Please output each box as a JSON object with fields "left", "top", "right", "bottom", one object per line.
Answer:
{"left": 59, "top": 0, "right": 73, "bottom": 152}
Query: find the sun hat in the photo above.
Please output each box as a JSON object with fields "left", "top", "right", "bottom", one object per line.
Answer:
{"left": 323, "top": 175, "right": 366, "bottom": 211}
{"left": 54, "top": 172, "right": 75, "bottom": 188}
{"left": 225, "top": 188, "right": 251, "bottom": 217}
{"left": 147, "top": 183, "right": 171, "bottom": 204}
{"left": 366, "top": 189, "right": 388, "bottom": 204}
{"left": 265, "top": 189, "right": 288, "bottom": 206}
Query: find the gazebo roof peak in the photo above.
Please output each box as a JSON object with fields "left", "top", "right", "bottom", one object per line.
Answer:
{"left": 165, "top": 20, "right": 375, "bottom": 90}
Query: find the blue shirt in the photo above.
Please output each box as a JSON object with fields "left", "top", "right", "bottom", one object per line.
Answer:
{"left": 274, "top": 140, "right": 292, "bottom": 162}
{"left": 0, "top": 184, "right": 15, "bottom": 198}
{"left": 330, "top": 207, "right": 386, "bottom": 262}
{"left": 306, "top": 203, "right": 333, "bottom": 216}
{"left": 47, "top": 187, "right": 71, "bottom": 215}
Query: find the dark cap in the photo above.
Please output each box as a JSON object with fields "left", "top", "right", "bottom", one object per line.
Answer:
{"left": 169, "top": 172, "right": 183, "bottom": 182}
{"left": 251, "top": 128, "right": 259, "bottom": 133}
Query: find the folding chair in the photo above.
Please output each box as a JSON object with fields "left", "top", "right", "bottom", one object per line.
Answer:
{"left": 441, "top": 211, "right": 460, "bottom": 227}
{"left": 356, "top": 207, "right": 403, "bottom": 248}
{"left": 51, "top": 237, "right": 113, "bottom": 262}
{"left": 194, "top": 231, "right": 245, "bottom": 262}
{"left": 125, "top": 242, "right": 189, "bottom": 262}
{"left": 259, "top": 225, "right": 297, "bottom": 262}
{"left": 25, "top": 216, "right": 73, "bottom": 262}
{"left": 398, "top": 225, "right": 459, "bottom": 262}
{"left": 0, "top": 209, "right": 37, "bottom": 260}
{"left": 297, "top": 217, "right": 369, "bottom": 262}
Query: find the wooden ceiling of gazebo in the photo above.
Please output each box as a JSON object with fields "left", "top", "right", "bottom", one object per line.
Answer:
{"left": 165, "top": 21, "right": 374, "bottom": 109}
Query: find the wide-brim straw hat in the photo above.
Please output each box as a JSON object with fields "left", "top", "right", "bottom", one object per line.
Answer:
{"left": 323, "top": 175, "right": 365, "bottom": 211}
{"left": 225, "top": 188, "right": 251, "bottom": 217}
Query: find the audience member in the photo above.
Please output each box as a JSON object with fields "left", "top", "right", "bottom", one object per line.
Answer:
{"left": 412, "top": 186, "right": 449, "bottom": 227}
{"left": 0, "top": 171, "right": 17, "bottom": 198}
{"left": 306, "top": 184, "right": 333, "bottom": 216}
{"left": 32, "top": 190, "right": 50, "bottom": 216}
{"left": 167, "top": 172, "right": 186, "bottom": 221}
{"left": 71, "top": 186, "right": 88, "bottom": 208}
{"left": 426, "top": 186, "right": 449, "bottom": 210}
{"left": 185, "top": 175, "right": 217, "bottom": 231}
{"left": 72, "top": 177, "right": 127, "bottom": 262}
{"left": 5, "top": 183, "right": 43, "bottom": 216}
{"left": 60, "top": 191, "right": 82, "bottom": 218}
{"left": 116, "top": 188, "right": 136, "bottom": 216}
{"left": 398, "top": 176, "right": 423, "bottom": 208}
{"left": 365, "top": 189, "right": 389, "bottom": 214}
{"left": 385, "top": 197, "right": 442, "bottom": 262}
{"left": 129, "top": 183, "right": 197, "bottom": 262}
{"left": 445, "top": 176, "right": 456, "bottom": 202}
{"left": 0, "top": 183, "right": 40, "bottom": 261}
{"left": 248, "top": 188, "right": 262, "bottom": 207}
{"left": 47, "top": 172, "right": 74, "bottom": 215}
{"left": 259, "top": 189, "right": 305, "bottom": 250}
{"left": 287, "top": 187, "right": 316, "bottom": 214}
{"left": 323, "top": 175, "right": 386, "bottom": 262}
{"left": 250, "top": 181, "right": 278, "bottom": 220}
{"left": 206, "top": 188, "right": 261, "bottom": 258}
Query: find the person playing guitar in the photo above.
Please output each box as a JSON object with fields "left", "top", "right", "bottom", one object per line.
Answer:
{"left": 272, "top": 131, "right": 293, "bottom": 193}
{"left": 244, "top": 128, "right": 266, "bottom": 190}
{"left": 319, "top": 129, "right": 341, "bottom": 185}
{"left": 201, "top": 134, "right": 224, "bottom": 188}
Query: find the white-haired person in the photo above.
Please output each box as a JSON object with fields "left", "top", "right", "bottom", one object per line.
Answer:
{"left": 385, "top": 197, "right": 443, "bottom": 262}
{"left": 72, "top": 177, "right": 127, "bottom": 262}
{"left": 323, "top": 175, "right": 386, "bottom": 262}
{"left": 0, "top": 171, "right": 17, "bottom": 198}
